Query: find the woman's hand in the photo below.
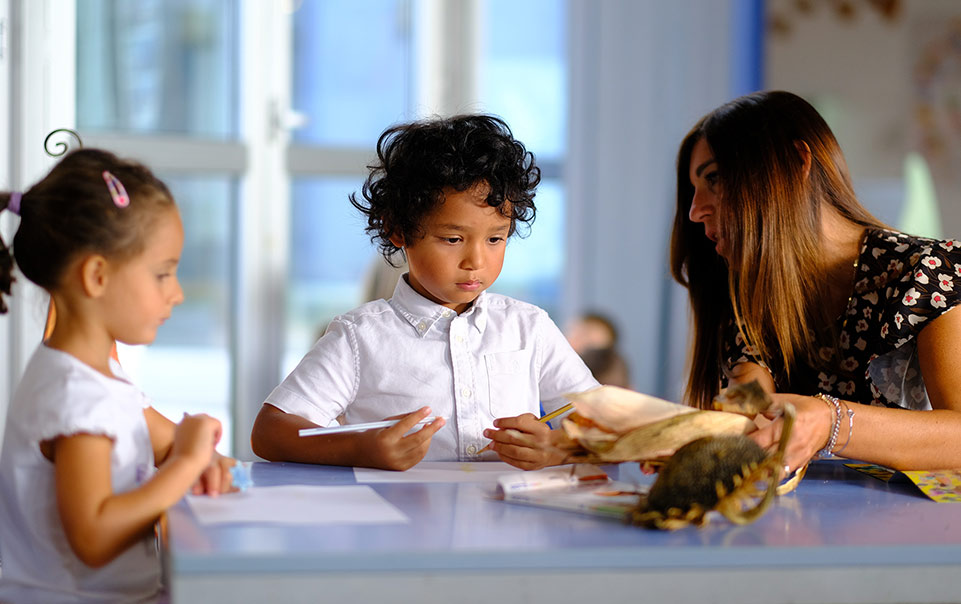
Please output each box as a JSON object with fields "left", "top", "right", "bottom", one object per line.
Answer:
{"left": 485, "top": 413, "right": 566, "bottom": 470}
{"left": 748, "top": 393, "right": 834, "bottom": 472}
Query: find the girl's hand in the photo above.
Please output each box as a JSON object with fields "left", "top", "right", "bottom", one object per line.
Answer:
{"left": 359, "top": 407, "right": 445, "bottom": 471}
{"left": 191, "top": 452, "right": 237, "bottom": 496}
{"left": 748, "top": 393, "right": 833, "bottom": 472}
{"left": 485, "top": 413, "right": 566, "bottom": 470}
{"left": 171, "top": 413, "right": 221, "bottom": 474}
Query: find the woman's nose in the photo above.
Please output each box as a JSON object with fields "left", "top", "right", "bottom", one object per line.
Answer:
{"left": 689, "top": 190, "right": 712, "bottom": 223}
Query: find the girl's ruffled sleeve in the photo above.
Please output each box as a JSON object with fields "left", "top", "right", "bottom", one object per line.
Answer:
{"left": 30, "top": 376, "right": 122, "bottom": 444}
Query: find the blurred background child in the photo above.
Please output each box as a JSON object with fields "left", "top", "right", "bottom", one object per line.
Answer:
{"left": 565, "top": 311, "right": 619, "bottom": 355}
{"left": 566, "top": 311, "right": 631, "bottom": 388}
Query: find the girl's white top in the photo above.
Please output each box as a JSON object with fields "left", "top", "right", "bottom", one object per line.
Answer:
{"left": 0, "top": 345, "right": 162, "bottom": 603}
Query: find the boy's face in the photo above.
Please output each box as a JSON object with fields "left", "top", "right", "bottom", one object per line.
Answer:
{"left": 391, "top": 183, "right": 511, "bottom": 314}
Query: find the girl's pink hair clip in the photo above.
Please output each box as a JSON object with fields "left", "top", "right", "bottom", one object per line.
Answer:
{"left": 102, "top": 170, "right": 130, "bottom": 208}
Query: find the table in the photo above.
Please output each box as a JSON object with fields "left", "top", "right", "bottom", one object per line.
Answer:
{"left": 166, "top": 460, "right": 961, "bottom": 603}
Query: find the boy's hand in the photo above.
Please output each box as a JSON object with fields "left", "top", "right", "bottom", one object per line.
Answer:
{"left": 485, "top": 413, "right": 567, "bottom": 470}
{"left": 191, "top": 452, "right": 237, "bottom": 496}
{"left": 359, "top": 407, "right": 445, "bottom": 471}
{"left": 170, "top": 413, "right": 221, "bottom": 475}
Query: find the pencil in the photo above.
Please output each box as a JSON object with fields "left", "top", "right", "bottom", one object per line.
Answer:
{"left": 478, "top": 402, "right": 574, "bottom": 453}
{"left": 536, "top": 402, "right": 574, "bottom": 424}
{"left": 298, "top": 417, "right": 443, "bottom": 437}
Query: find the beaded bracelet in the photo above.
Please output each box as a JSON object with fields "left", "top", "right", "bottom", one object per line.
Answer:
{"left": 834, "top": 400, "right": 856, "bottom": 457}
{"left": 815, "top": 393, "right": 842, "bottom": 459}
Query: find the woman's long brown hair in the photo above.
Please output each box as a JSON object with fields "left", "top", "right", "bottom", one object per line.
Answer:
{"left": 671, "top": 91, "right": 883, "bottom": 409}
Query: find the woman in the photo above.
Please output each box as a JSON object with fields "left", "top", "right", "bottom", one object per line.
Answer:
{"left": 672, "top": 90, "right": 961, "bottom": 472}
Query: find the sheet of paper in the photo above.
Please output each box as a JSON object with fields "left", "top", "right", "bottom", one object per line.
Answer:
{"left": 185, "top": 485, "right": 410, "bottom": 525}
{"left": 354, "top": 461, "right": 520, "bottom": 483}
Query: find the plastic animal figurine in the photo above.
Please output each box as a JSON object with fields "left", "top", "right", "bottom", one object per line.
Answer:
{"left": 631, "top": 402, "right": 795, "bottom": 529}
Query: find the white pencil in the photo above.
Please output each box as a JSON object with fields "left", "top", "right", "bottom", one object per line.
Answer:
{"left": 298, "top": 417, "right": 444, "bottom": 437}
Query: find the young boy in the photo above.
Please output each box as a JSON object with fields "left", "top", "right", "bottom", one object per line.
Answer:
{"left": 250, "top": 114, "right": 599, "bottom": 470}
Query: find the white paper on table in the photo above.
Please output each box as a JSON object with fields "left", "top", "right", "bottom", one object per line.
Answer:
{"left": 355, "top": 461, "right": 543, "bottom": 483}
{"left": 185, "top": 484, "right": 410, "bottom": 525}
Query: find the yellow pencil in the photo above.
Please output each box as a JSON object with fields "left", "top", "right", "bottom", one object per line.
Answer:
{"left": 478, "top": 402, "right": 574, "bottom": 453}
{"left": 536, "top": 402, "right": 574, "bottom": 424}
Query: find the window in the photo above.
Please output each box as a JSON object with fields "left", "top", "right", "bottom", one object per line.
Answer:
{"left": 77, "top": 0, "right": 238, "bottom": 138}
{"left": 284, "top": 0, "right": 415, "bottom": 373}
{"left": 283, "top": 177, "right": 382, "bottom": 373}
{"left": 291, "top": 0, "right": 412, "bottom": 147}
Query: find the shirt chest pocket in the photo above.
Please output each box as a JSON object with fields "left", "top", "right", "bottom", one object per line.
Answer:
{"left": 485, "top": 349, "right": 537, "bottom": 417}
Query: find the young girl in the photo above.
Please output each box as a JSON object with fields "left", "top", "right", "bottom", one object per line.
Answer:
{"left": 672, "top": 90, "right": 961, "bottom": 473}
{"left": 0, "top": 149, "right": 236, "bottom": 602}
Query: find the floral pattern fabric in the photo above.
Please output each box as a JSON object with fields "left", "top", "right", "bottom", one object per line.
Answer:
{"left": 724, "top": 228, "right": 961, "bottom": 409}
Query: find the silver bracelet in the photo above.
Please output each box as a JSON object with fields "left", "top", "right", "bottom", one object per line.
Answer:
{"left": 834, "top": 400, "right": 856, "bottom": 457}
{"left": 815, "top": 393, "right": 842, "bottom": 459}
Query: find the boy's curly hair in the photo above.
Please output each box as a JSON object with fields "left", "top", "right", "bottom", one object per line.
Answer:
{"left": 350, "top": 114, "right": 540, "bottom": 265}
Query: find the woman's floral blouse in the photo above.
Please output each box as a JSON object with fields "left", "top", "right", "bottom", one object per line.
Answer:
{"left": 725, "top": 228, "right": 961, "bottom": 409}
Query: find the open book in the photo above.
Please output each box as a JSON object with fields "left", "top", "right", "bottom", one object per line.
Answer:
{"left": 846, "top": 463, "right": 961, "bottom": 503}
{"left": 493, "top": 464, "right": 645, "bottom": 520}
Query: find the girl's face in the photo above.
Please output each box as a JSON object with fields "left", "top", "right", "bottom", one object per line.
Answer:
{"left": 687, "top": 137, "right": 728, "bottom": 259}
{"left": 102, "top": 206, "right": 185, "bottom": 345}
{"left": 392, "top": 183, "right": 511, "bottom": 315}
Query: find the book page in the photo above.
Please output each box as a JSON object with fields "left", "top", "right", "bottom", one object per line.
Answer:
{"left": 495, "top": 465, "right": 644, "bottom": 519}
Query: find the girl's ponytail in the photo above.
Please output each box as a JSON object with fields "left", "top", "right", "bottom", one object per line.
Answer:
{"left": 0, "top": 192, "right": 19, "bottom": 313}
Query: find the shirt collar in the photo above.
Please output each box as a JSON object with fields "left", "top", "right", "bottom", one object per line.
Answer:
{"left": 390, "top": 274, "right": 488, "bottom": 336}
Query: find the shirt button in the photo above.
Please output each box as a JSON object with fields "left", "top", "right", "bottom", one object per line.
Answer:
{"left": 417, "top": 322, "right": 427, "bottom": 332}
{"left": 461, "top": 387, "right": 472, "bottom": 398}
{"left": 443, "top": 310, "right": 453, "bottom": 318}
{"left": 466, "top": 444, "right": 478, "bottom": 455}
{"left": 455, "top": 335, "right": 464, "bottom": 344}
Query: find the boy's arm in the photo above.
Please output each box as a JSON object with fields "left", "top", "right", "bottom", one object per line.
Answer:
{"left": 250, "top": 403, "right": 445, "bottom": 470}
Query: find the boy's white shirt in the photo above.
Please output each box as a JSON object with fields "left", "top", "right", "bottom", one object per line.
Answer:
{"left": 0, "top": 345, "right": 162, "bottom": 603}
{"left": 266, "top": 275, "right": 600, "bottom": 460}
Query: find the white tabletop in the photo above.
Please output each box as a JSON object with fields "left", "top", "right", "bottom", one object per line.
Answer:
{"left": 166, "top": 460, "right": 961, "bottom": 604}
